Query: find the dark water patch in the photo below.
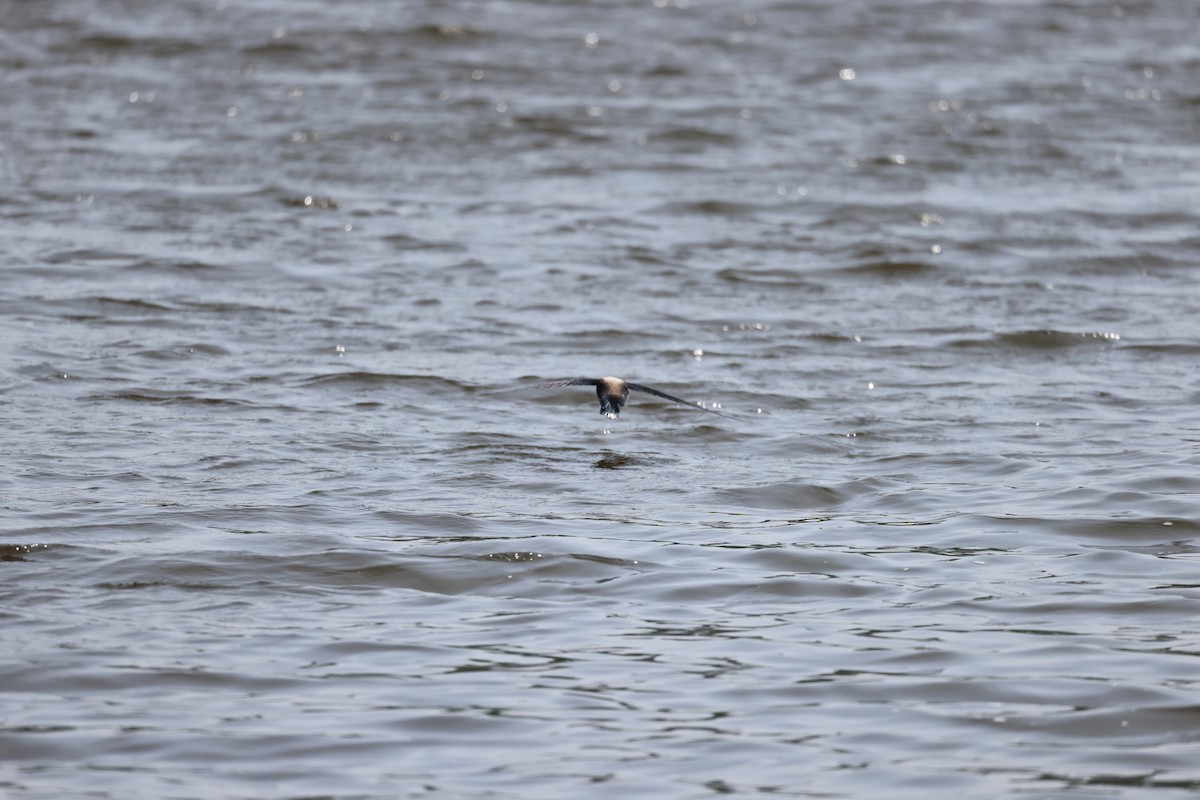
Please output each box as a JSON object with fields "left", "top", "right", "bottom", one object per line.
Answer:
{"left": 86, "top": 390, "right": 254, "bottom": 408}
{"left": 241, "top": 39, "right": 308, "bottom": 58}
{"left": 593, "top": 452, "right": 665, "bottom": 471}
{"left": 1120, "top": 473, "right": 1200, "bottom": 495}
{"left": 983, "top": 515, "right": 1200, "bottom": 543}
{"left": 837, "top": 259, "right": 940, "bottom": 278}
{"left": 67, "top": 32, "right": 204, "bottom": 58}
{"left": 1035, "top": 771, "right": 1200, "bottom": 794}
{"left": 512, "top": 113, "right": 612, "bottom": 141}
{"left": 643, "top": 61, "right": 689, "bottom": 78}
{"left": 648, "top": 126, "right": 738, "bottom": 147}
{"left": 1062, "top": 252, "right": 1191, "bottom": 275}
{"left": 132, "top": 343, "right": 230, "bottom": 360}
{"left": 41, "top": 249, "right": 142, "bottom": 268}
{"left": 298, "top": 371, "right": 469, "bottom": 392}
{"left": 0, "top": 543, "right": 56, "bottom": 563}
{"left": 436, "top": 549, "right": 651, "bottom": 590}
{"left": 37, "top": 296, "right": 179, "bottom": 321}
{"left": 0, "top": 659, "right": 304, "bottom": 695}
{"left": 402, "top": 22, "right": 492, "bottom": 43}
{"left": 382, "top": 232, "right": 466, "bottom": 252}
{"left": 871, "top": 452, "right": 1037, "bottom": 482}
{"left": 281, "top": 194, "right": 339, "bottom": 209}
{"left": 713, "top": 267, "right": 820, "bottom": 287}
{"left": 1129, "top": 342, "right": 1200, "bottom": 356}
{"left": 542, "top": 327, "right": 643, "bottom": 345}
{"left": 367, "top": 510, "right": 488, "bottom": 536}
{"left": 1093, "top": 541, "right": 1200, "bottom": 558}
{"left": 951, "top": 330, "right": 1123, "bottom": 351}
{"left": 127, "top": 257, "right": 227, "bottom": 274}
{"left": 451, "top": 442, "right": 586, "bottom": 467}
{"left": 721, "top": 546, "right": 890, "bottom": 581}
{"left": 620, "top": 245, "right": 679, "bottom": 267}
{"left": 686, "top": 514, "right": 832, "bottom": 533}
{"left": 637, "top": 569, "right": 887, "bottom": 606}
{"left": 77, "top": 546, "right": 659, "bottom": 600}
{"left": 711, "top": 481, "right": 854, "bottom": 512}
{"left": 650, "top": 200, "right": 766, "bottom": 217}
{"left": 93, "top": 579, "right": 169, "bottom": 591}
{"left": 515, "top": 303, "right": 563, "bottom": 314}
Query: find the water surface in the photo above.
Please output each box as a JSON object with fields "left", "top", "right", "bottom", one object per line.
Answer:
{"left": 3, "top": 1, "right": 1200, "bottom": 797}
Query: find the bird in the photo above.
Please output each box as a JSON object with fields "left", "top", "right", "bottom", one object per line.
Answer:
{"left": 533, "top": 377, "right": 732, "bottom": 419}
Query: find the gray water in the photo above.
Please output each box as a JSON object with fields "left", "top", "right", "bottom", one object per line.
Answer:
{"left": 3, "top": 1, "right": 1200, "bottom": 797}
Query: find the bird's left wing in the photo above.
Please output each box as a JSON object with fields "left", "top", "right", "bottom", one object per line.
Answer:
{"left": 533, "top": 378, "right": 602, "bottom": 389}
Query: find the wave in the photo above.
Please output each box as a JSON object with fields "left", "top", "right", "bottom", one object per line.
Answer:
{"left": 298, "top": 371, "right": 470, "bottom": 391}
{"left": 951, "top": 330, "right": 1122, "bottom": 350}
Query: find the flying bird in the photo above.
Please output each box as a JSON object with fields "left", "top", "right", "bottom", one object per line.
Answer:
{"left": 534, "top": 377, "right": 732, "bottom": 419}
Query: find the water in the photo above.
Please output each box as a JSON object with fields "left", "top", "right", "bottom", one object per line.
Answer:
{"left": 3, "top": 1, "right": 1200, "bottom": 797}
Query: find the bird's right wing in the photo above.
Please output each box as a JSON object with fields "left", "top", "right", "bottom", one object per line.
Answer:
{"left": 627, "top": 382, "right": 734, "bottom": 418}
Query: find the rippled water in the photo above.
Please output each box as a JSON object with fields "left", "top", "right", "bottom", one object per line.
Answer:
{"left": 4, "top": 1, "right": 1200, "bottom": 797}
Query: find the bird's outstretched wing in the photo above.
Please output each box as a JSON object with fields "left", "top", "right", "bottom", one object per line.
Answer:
{"left": 627, "top": 382, "right": 734, "bottom": 418}
{"left": 533, "top": 378, "right": 602, "bottom": 389}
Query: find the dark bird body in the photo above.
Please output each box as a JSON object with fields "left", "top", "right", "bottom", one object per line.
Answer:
{"left": 534, "top": 377, "right": 731, "bottom": 419}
